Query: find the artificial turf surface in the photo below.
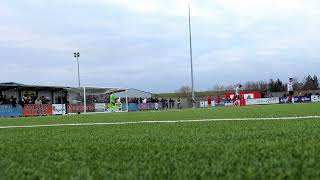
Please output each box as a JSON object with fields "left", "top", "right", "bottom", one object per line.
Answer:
{"left": 0, "top": 103, "right": 320, "bottom": 179}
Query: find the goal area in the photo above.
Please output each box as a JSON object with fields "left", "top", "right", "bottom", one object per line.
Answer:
{"left": 65, "top": 86, "right": 128, "bottom": 114}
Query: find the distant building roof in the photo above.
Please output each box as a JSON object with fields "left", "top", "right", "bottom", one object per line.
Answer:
{"left": 114, "top": 88, "right": 152, "bottom": 98}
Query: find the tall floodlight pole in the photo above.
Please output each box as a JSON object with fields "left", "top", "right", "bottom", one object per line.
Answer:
{"left": 188, "top": 4, "right": 195, "bottom": 107}
{"left": 74, "top": 52, "right": 81, "bottom": 87}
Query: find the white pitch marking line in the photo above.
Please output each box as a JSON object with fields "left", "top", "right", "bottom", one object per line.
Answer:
{"left": 0, "top": 116, "right": 320, "bottom": 129}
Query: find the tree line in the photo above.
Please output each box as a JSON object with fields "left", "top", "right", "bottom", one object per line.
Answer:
{"left": 174, "top": 75, "right": 319, "bottom": 98}
{"left": 211, "top": 75, "right": 319, "bottom": 92}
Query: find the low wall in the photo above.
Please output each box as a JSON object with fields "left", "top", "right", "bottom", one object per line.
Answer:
{"left": 0, "top": 105, "right": 23, "bottom": 117}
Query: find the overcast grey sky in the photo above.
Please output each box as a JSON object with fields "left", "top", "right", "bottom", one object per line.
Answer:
{"left": 0, "top": 0, "right": 319, "bottom": 92}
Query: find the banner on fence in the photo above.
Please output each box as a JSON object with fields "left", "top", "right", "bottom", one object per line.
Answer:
{"left": 294, "top": 96, "right": 311, "bottom": 103}
{"left": 126, "top": 103, "right": 138, "bottom": 111}
{"left": 200, "top": 101, "right": 215, "bottom": 108}
{"left": 125, "top": 103, "right": 163, "bottom": 111}
{"left": 246, "top": 98, "right": 279, "bottom": 105}
{"left": 150, "top": 103, "right": 163, "bottom": 110}
{"left": 138, "top": 103, "right": 150, "bottom": 110}
{"left": 279, "top": 97, "right": 289, "bottom": 104}
{"left": 52, "top": 104, "right": 66, "bottom": 115}
{"left": 280, "top": 96, "right": 312, "bottom": 103}
{"left": 311, "top": 95, "right": 320, "bottom": 102}
{"left": 23, "top": 104, "right": 53, "bottom": 116}
{"left": 67, "top": 105, "right": 95, "bottom": 113}
{"left": 224, "top": 102, "right": 234, "bottom": 107}
{"left": 0, "top": 105, "right": 23, "bottom": 117}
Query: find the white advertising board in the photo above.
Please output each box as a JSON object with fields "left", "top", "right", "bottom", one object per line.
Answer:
{"left": 244, "top": 94, "right": 255, "bottom": 99}
{"left": 224, "top": 102, "right": 234, "bottom": 107}
{"left": 311, "top": 95, "right": 320, "bottom": 102}
{"left": 200, "top": 101, "right": 215, "bottom": 108}
{"left": 246, "top": 98, "right": 279, "bottom": 105}
{"left": 52, "top": 104, "right": 66, "bottom": 115}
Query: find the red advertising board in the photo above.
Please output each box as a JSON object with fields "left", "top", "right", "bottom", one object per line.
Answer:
{"left": 67, "top": 105, "right": 95, "bottom": 113}
{"left": 23, "top": 104, "right": 53, "bottom": 116}
{"left": 225, "top": 91, "right": 261, "bottom": 100}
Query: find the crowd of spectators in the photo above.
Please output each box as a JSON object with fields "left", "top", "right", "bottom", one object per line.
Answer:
{"left": 128, "top": 97, "right": 181, "bottom": 109}
{"left": 0, "top": 95, "right": 18, "bottom": 107}
{"left": 0, "top": 95, "right": 51, "bottom": 107}
{"left": 128, "top": 97, "right": 160, "bottom": 103}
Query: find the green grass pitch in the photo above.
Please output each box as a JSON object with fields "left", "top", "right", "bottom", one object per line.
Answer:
{"left": 0, "top": 103, "right": 320, "bottom": 179}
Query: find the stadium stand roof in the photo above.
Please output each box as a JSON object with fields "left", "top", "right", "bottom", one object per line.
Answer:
{"left": 0, "top": 82, "right": 125, "bottom": 94}
{"left": 0, "top": 82, "right": 66, "bottom": 91}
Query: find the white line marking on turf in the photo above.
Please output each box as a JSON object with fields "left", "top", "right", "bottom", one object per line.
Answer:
{"left": 0, "top": 116, "right": 320, "bottom": 129}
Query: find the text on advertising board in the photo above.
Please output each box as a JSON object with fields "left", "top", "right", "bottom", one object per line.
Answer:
{"left": 23, "top": 104, "right": 53, "bottom": 116}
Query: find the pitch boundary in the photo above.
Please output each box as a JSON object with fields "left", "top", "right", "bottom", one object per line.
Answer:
{"left": 0, "top": 115, "right": 320, "bottom": 129}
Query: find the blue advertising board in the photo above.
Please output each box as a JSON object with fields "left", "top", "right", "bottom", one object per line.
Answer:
{"left": 0, "top": 105, "right": 23, "bottom": 117}
{"left": 294, "top": 96, "right": 311, "bottom": 103}
{"left": 128, "top": 103, "right": 138, "bottom": 111}
{"left": 122, "top": 103, "right": 139, "bottom": 111}
{"left": 279, "top": 96, "right": 311, "bottom": 104}
{"left": 122, "top": 103, "right": 164, "bottom": 111}
{"left": 279, "top": 97, "right": 288, "bottom": 104}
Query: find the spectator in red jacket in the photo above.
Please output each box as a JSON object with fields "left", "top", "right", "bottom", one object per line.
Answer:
{"left": 217, "top": 96, "right": 221, "bottom": 106}
{"left": 207, "top": 96, "right": 212, "bottom": 107}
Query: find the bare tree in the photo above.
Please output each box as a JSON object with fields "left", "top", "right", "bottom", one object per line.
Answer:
{"left": 243, "top": 81, "right": 268, "bottom": 91}
{"left": 211, "top": 85, "right": 225, "bottom": 92}
{"left": 244, "top": 81, "right": 259, "bottom": 91}
{"left": 225, "top": 85, "right": 235, "bottom": 91}
{"left": 292, "top": 77, "right": 303, "bottom": 91}
{"left": 257, "top": 81, "right": 268, "bottom": 91}
{"left": 176, "top": 86, "right": 192, "bottom": 98}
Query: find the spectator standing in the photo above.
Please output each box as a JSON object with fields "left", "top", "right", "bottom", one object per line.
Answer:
{"left": 169, "top": 98, "right": 174, "bottom": 109}
{"left": 155, "top": 102, "right": 159, "bottom": 110}
{"left": 10, "top": 97, "right": 17, "bottom": 107}
{"left": 161, "top": 98, "right": 165, "bottom": 109}
{"left": 3, "top": 95, "right": 8, "bottom": 104}
{"left": 171, "top": 99, "right": 175, "bottom": 109}
{"left": 207, "top": 96, "right": 212, "bottom": 107}
{"left": 165, "top": 99, "right": 168, "bottom": 109}
{"left": 0, "top": 95, "right": 3, "bottom": 104}
{"left": 35, "top": 98, "right": 42, "bottom": 105}
{"left": 177, "top": 98, "right": 181, "bottom": 109}
{"left": 19, "top": 98, "right": 25, "bottom": 107}
{"left": 217, "top": 96, "right": 221, "bottom": 106}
